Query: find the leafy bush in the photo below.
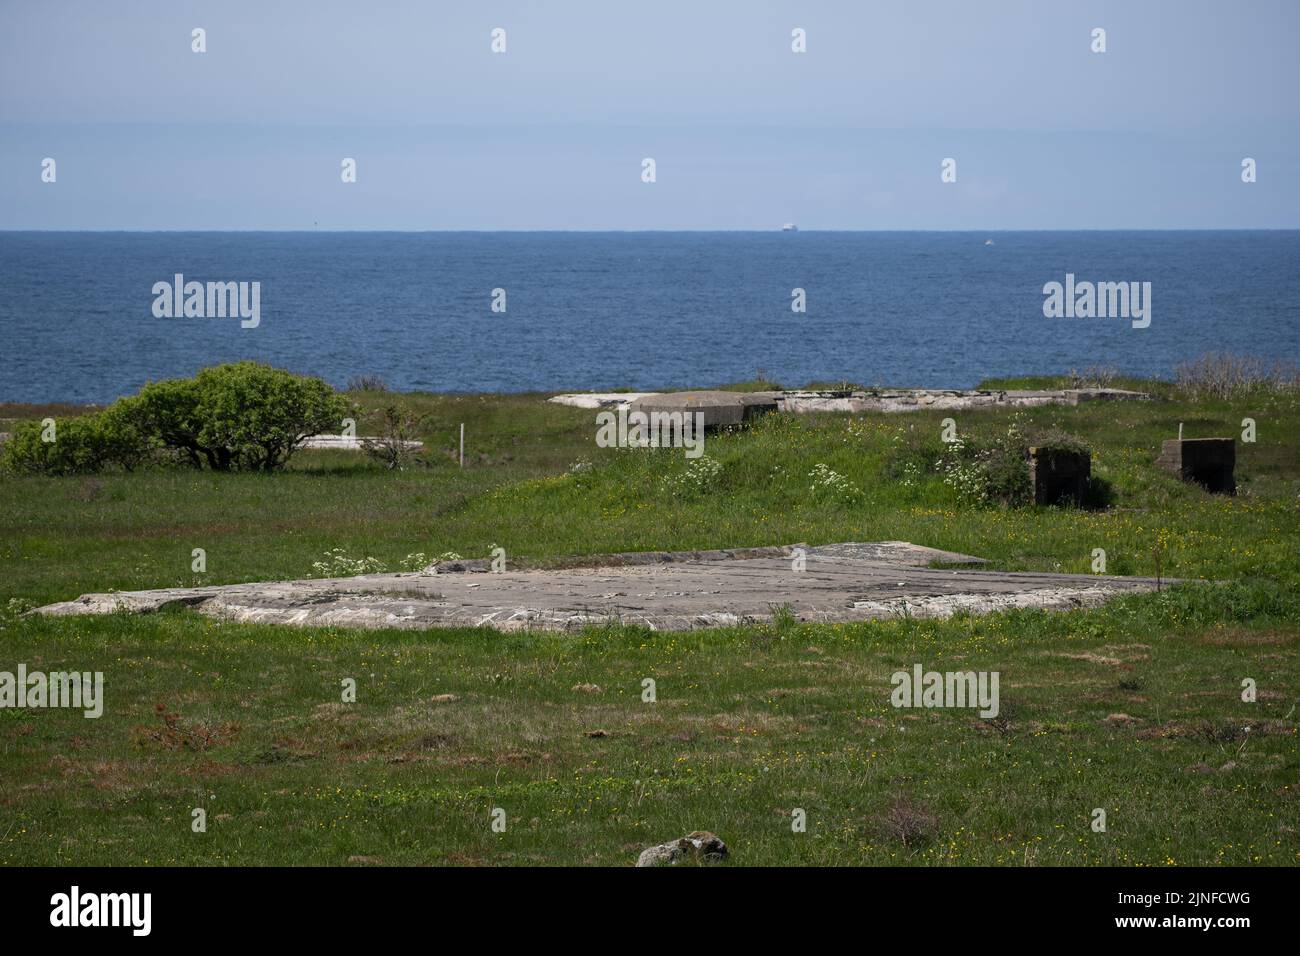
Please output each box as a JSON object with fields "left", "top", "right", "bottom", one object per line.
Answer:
{"left": 94, "top": 397, "right": 158, "bottom": 471}
{"left": 4, "top": 362, "right": 349, "bottom": 475}
{"left": 134, "top": 362, "right": 348, "bottom": 472}
{"left": 2, "top": 417, "right": 102, "bottom": 476}
{"left": 1, "top": 407, "right": 154, "bottom": 476}
{"left": 895, "top": 417, "right": 1090, "bottom": 508}
{"left": 979, "top": 441, "right": 1033, "bottom": 506}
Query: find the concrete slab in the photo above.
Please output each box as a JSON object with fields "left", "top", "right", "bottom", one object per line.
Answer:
{"left": 34, "top": 542, "right": 1174, "bottom": 633}
{"left": 550, "top": 388, "right": 1151, "bottom": 415}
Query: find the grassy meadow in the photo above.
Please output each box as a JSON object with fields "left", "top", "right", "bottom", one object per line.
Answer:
{"left": 1, "top": 378, "right": 1297, "bottom": 865}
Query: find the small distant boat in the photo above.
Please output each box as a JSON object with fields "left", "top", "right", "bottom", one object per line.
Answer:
{"left": 984, "top": 239, "right": 994, "bottom": 245}
{"left": 782, "top": 223, "right": 798, "bottom": 232}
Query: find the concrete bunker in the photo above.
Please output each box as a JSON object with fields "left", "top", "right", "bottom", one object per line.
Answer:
{"left": 628, "top": 390, "right": 778, "bottom": 431}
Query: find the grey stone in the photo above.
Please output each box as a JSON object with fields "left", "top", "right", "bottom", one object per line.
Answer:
{"left": 1156, "top": 438, "right": 1236, "bottom": 494}
{"left": 635, "top": 831, "right": 728, "bottom": 867}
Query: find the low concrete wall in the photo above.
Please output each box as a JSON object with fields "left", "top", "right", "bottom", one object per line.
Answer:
{"left": 301, "top": 435, "right": 424, "bottom": 451}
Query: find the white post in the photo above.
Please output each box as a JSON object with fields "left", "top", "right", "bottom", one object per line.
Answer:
{"left": 459, "top": 423, "right": 464, "bottom": 468}
{"left": 1178, "top": 422, "right": 1184, "bottom": 441}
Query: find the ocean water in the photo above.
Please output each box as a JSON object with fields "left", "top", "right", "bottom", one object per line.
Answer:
{"left": 1, "top": 231, "right": 1297, "bottom": 404}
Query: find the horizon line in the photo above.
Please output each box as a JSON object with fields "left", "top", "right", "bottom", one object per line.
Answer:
{"left": 4, "top": 227, "right": 1300, "bottom": 234}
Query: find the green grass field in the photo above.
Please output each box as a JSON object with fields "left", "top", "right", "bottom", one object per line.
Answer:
{"left": 1, "top": 380, "right": 1297, "bottom": 865}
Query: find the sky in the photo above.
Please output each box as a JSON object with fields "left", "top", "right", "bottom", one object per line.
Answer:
{"left": 1, "top": 0, "right": 1297, "bottom": 230}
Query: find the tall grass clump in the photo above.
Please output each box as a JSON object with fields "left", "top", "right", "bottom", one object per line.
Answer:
{"left": 1174, "top": 352, "right": 1299, "bottom": 401}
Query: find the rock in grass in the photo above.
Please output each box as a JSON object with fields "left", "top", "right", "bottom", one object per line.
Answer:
{"left": 635, "top": 831, "right": 728, "bottom": 867}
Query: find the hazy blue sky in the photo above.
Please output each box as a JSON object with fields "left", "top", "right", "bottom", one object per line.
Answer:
{"left": 2, "top": 0, "right": 1297, "bottom": 229}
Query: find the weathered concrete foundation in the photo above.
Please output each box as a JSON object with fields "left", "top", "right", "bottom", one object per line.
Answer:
{"left": 33, "top": 541, "right": 1176, "bottom": 633}
{"left": 551, "top": 387, "right": 1151, "bottom": 415}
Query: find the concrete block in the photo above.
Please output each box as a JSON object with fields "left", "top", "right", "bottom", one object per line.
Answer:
{"left": 1156, "top": 438, "right": 1236, "bottom": 494}
{"left": 1028, "top": 446, "right": 1091, "bottom": 506}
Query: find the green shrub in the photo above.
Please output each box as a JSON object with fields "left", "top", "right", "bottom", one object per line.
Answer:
{"left": 132, "top": 377, "right": 210, "bottom": 468}
{"left": 2, "top": 416, "right": 105, "bottom": 475}
{"left": 94, "top": 396, "right": 158, "bottom": 471}
{"left": 890, "top": 417, "right": 1090, "bottom": 508}
{"left": 3, "top": 363, "right": 350, "bottom": 476}
{"left": 0, "top": 404, "right": 158, "bottom": 476}
{"left": 135, "top": 362, "right": 348, "bottom": 472}
{"left": 980, "top": 442, "right": 1033, "bottom": 506}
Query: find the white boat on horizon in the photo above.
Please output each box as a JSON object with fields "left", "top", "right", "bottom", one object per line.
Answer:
{"left": 781, "top": 223, "right": 798, "bottom": 232}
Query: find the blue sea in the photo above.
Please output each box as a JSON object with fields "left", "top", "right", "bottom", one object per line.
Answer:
{"left": 1, "top": 231, "right": 1297, "bottom": 404}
